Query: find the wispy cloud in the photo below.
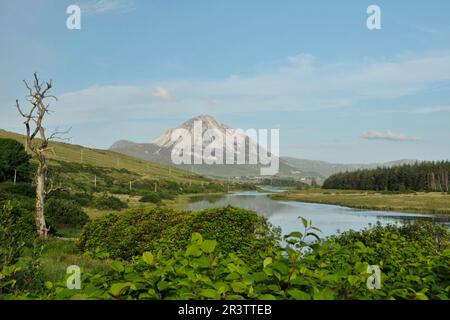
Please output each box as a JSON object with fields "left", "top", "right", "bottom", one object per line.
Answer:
{"left": 415, "top": 26, "right": 440, "bottom": 35}
{"left": 80, "top": 0, "right": 136, "bottom": 16}
{"left": 412, "top": 105, "right": 450, "bottom": 114}
{"left": 363, "top": 130, "right": 421, "bottom": 142}
{"left": 10, "top": 50, "right": 449, "bottom": 128}
{"left": 151, "top": 87, "right": 179, "bottom": 101}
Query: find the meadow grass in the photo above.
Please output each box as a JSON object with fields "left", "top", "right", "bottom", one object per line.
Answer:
{"left": 38, "top": 237, "right": 112, "bottom": 283}
{"left": 270, "top": 189, "right": 450, "bottom": 214}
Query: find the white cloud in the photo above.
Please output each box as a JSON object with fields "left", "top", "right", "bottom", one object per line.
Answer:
{"left": 151, "top": 87, "right": 178, "bottom": 101}
{"left": 14, "top": 50, "right": 449, "bottom": 129}
{"left": 81, "top": 0, "right": 136, "bottom": 16}
{"left": 363, "top": 130, "right": 421, "bottom": 142}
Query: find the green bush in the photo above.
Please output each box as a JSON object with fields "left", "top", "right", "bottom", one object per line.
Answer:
{"left": 47, "top": 190, "right": 93, "bottom": 207}
{"left": 92, "top": 193, "right": 128, "bottom": 210}
{"left": 0, "top": 201, "right": 35, "bottom": 267}
{"left": 139, "top": 192, "right": 161, "bottom": 203}
{"left": 158, "top": 189, "right": 176, "bottom": 200}
{"left": 78, "top": 206, "right": 277, "bottom": 261}
{"left": 0, "top": 182, "right": 35, "bottom": 197}
{"left": 45, "top": 198, "right": 89, "bottom": 230}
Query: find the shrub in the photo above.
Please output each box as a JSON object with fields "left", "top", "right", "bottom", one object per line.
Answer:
{"left": 158, "top": 189, "right": 176, "bottom": 200}
{"left": 0, "top": 182, "right": 35, "bottom": 197}
{"left": 139, "top": 193, "right": 161, "bottom": 203}
{"left": 0, "top": 183, "right": 35, "bottom": 212}
{"left": 0, "top": 201, "right": 35, "bottom": 267}
{"left": 78, "top": 206, "right": 277, "bottom": 261}
{"left": 47, "top": 190, "right": 93, "bottom": 207}
{"left": 92, "top": 193, "right": 128, "bottom": 210}
{"left": 45, "top": 198, "right": 89, "bottom": 230}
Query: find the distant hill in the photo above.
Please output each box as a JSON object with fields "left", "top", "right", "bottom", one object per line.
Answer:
{"left": 282, "top": 157, "right": 418, "bottom": 178}
{"left": 110, "top": 115, "right": 320, "bottom": 180}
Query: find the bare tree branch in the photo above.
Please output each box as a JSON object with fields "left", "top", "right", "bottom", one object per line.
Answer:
{"left": 15, "top": 73, "right": 68, "bottom": 238}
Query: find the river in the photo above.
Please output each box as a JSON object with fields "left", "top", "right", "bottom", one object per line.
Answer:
{"left": 184, "top": 188, "right": 450, "bottom": 238}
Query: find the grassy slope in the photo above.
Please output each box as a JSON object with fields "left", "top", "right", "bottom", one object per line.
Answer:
{"left": 0, "top": 129, "right": 207, "bottom": 184}
{"left": 270, "top": 189, "right": 450, "bottom": 214}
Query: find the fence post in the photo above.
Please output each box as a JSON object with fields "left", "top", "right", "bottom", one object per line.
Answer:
{"left": 14, "top": 169, "right": 17, "bottom": 185}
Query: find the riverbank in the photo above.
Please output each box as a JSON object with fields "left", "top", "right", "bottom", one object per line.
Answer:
{"left": 269, "top": 189, "right": 450, "bottom": 215}
{"left": 166, "top": 192, "right": 228, "bottom": 210}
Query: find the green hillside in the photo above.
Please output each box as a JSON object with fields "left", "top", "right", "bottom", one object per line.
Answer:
{"left": 0, "top": 129, "right": 206, "bottom": 184}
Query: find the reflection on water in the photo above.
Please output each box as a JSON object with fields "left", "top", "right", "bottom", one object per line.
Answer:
{"left": 185, "top": 190, "right": 450, "bottom": 238}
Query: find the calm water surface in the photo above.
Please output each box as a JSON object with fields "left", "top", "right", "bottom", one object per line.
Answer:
{"left": 185, "top": 188, "right": 450, "bottom": 238}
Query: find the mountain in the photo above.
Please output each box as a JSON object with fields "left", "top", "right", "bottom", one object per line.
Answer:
{"left": 110, "top": 115, "right": 418, "bottom": 181}
{"left": 110, "top": 115, "right": 318, "bottom": 180}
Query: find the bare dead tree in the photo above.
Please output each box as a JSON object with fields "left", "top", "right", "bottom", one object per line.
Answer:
{"left": 15, "top": 73, "right": 70, "bottom": 238}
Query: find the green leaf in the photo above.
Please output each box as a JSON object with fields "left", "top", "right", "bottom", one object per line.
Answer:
{"left": 201, "top": 240, "right": 217, "bottom": 253}
{"left": 185, "top": 244, "right": 202, "bottom": 257}
{"left": 111, "top": 261, "right": 125, "bottom": 273}
{"left": 143, "top": 252, "right": 154, "bottom": 265}
{"left": 258, "top": 294, "right": 277, "bottom": 300}
{"left": 157, "top": 280, "right": 169, "bottom": 291}
{"left": 263, "top": 257, "right": 273, "bottom": 268}
{"left": 231, "top": 281, "right": 248, "bottom": 293}
{"left": 313, "top": 288, "right": 334, "bottom": 300}
{"left": 110, "top": 282, "right": 135, "bottom": 297}
{"left": 299, "top": 217, "right": 308, "bottom": 229}
{"left": 285, "top": 231, "right": 303, "bottom": 239}
{"left": 415, "top": 292, "right": 429, "bottom": 300}
{"left": 354, "top": 262, "right": 368, "bottom": 274}
{"left": 306, "top": 232, "right": 321, "bottom": 242}
{"left": 199, "top": 289, "right": 220, "bottom": 299}
{"left": 287, "top": 289, "right": 310, "bottom": 300}
{"left": 191, "top": 232, "right": 203, "bottom": 245}
{"left": 347, "top": 275, "right": 359, "bottom": 286}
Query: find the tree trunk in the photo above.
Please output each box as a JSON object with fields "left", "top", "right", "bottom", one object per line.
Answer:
{"left": 35, "top": 159, "right": 48, "bottom": 238}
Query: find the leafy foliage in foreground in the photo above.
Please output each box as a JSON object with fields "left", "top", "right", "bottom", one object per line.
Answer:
{"left": 0, "top": 201, "right": 46, "bottom": 295}
{"left": 60, "top": 221, "right": 450, "bottom": 300}
{"left": 3, "top": 218, "right": 448, "bottom": 300}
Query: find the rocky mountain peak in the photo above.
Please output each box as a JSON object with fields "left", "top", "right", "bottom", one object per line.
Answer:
{"left": 151, "top": 115, "right": 231, "bottom": 148}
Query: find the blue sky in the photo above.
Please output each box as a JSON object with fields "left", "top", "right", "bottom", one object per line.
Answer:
{"left": 1, "top": 0, "right": 450, "bottom": 163}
